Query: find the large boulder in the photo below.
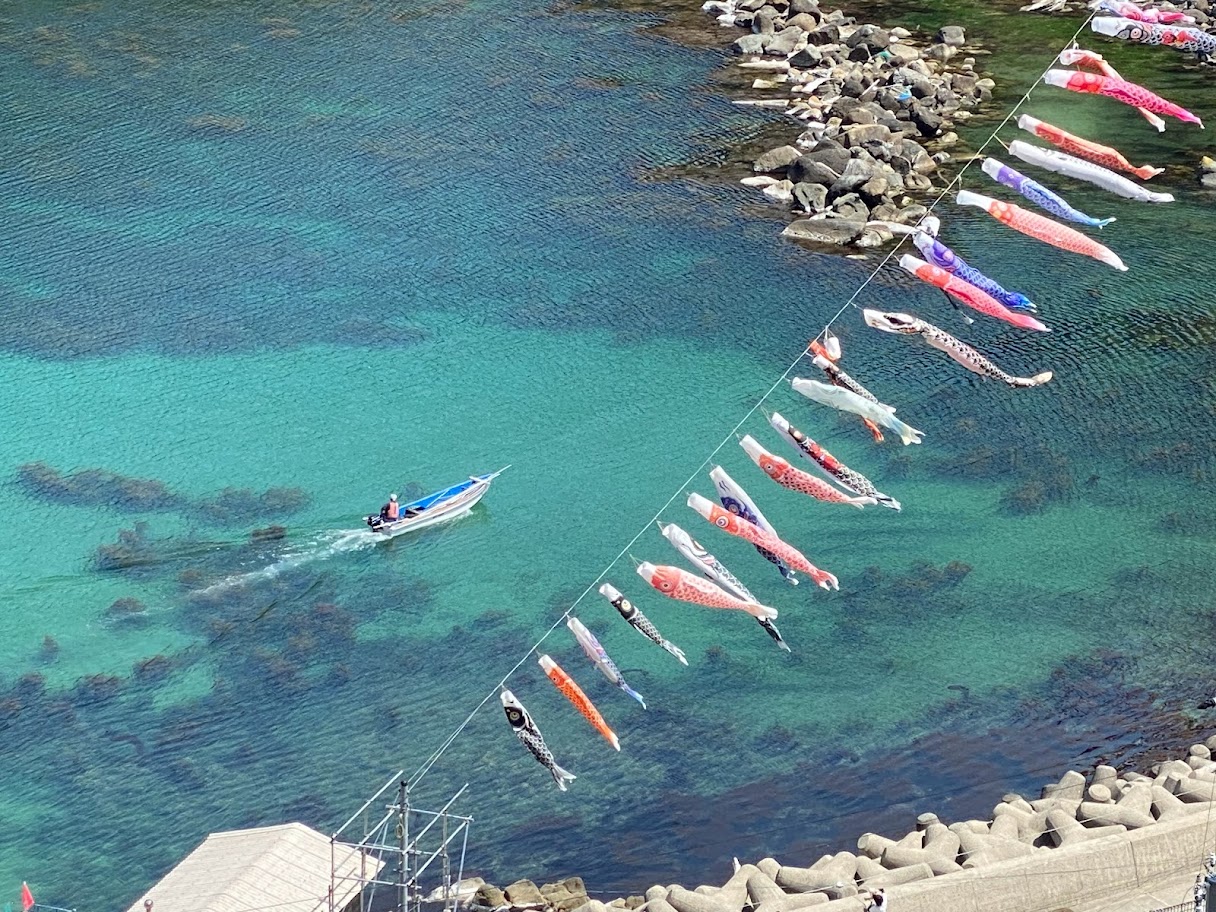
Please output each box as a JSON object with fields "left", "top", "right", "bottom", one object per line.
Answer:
{"left": 936, "top": 25, "right": 966, "bottom": 46}
{"left": 828, "top": 157, "right": 876, "bottom": 196}
{"left": 806, "top": 23, "right": 840, "bottom": 45}
{"left": 789, "top": 44, "right": 823, "bottom": 66}
{"left": 909, "top": 103, "right": 944, "bottom": 138}
{"left": 790, "top": 158, "right": 840, "bottom": 184}
{"left": 841, "top": 123, "right": 892, "bottom": 148}
{"left": 765, "top": 26, "right": 805, "bottom": 56}
{"left": 845, "top": 24, "right": 890, "bottom": 49}
{"left": 793, "top": 181, "right": 829, "bottom": 212}
{"left": 754, "top": 144, "right": 804, "bottom": 173}
{"left": 783, "top": 215, "right": 866, "bottom": 246}
{"left": 475, "top": 885, "right": 507, "bottom": 908}
{"left": 790, "top": 0, "right": 820, "bottom": 13}
{"left": 792, "top": 139, "right": 850, "bottom": 175}
{"left": 786, "top": 13, "right": 820, "bottom": 32}
{"left": 731, "top": 33, "right": 767, "bottom": 55}
{"left": 504, "top": 880, "right": 545, "bottom": 906}
{"left": 886, "top": 43, "right": 920, "bottom": 65}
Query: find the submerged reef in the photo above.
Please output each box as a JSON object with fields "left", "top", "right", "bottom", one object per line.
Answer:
{"left": 17, "top": 461, "right": 311, "bottom": 526}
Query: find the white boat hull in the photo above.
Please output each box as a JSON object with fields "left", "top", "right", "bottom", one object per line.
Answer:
{"left": 369, "top": 479, "right": 492, "bottom": 538}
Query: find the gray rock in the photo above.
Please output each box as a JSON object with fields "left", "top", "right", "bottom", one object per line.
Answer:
{"left": 886, "top": 44, "right": 920, "bottom": 65}
{"left": 476, "top": 885, "right": 507, "bottom": 908}
{"left": 936, "top": 25, "right": 966, "bottom": 46}
{"left": 858, "top": 175, "right": 889, "bottom": 206}
{"left": 789, "top": 45, "right": 823, "bottom": 66}
{"left": 755, "top": 9, "right": 780, "bottom": 35}
{"left": 754, "top": 144, "right": 805, "bottom": 173}
{"left": 845, "top": 105, "right": 878, "bottom": 125}
{"left": 786, "top": 13, "right": 820, "bottom": 32}
{"left": 569, "top": 902, "right": 610, "bottom": 912}
{"left": 793, "top": 181, "right": 829, "bottom": 212}
{"left": 794, "top": 139, "right": 850, "bottom": 175}
{"left": 923, "top": 43, "right": 956, "bottom": 63}
{"left": 806, "top": 23, "right": 840, "bottom": 45}
{"left": 784, "top": 215, "right": 864, "bottom": 245}
{"left": 829, "top": 157, "right": 876, "bottom": 195}
{"left": 766, "top": 26, "right": 805, "bottom": 56}
{"left": 952, "top": 72, "right": 978, "bottom": 96}
{"left": 731, "top": 34, "right": 767, "bottom": 55}
{"left": 738, "top": 0, "right": 766, "bottom": 10}
{"left": 910, "top": 103, "right": 943, "bottom": 137}
{"left": 841, "top": 73, "right": 867, "bottom": 97}
{"left": 846, "top": 25, "right": 890, "bottom": 49}
{"left": 909, "top": 147, "right": 937, "bottom": 174}
{"left": 903, "top": 172, "right": 932, "bottom": 191}
{"left": 896, "top": 203, "right": 928, "bottom": 224}
{"left": 842, "top": 123, "right": 893, "bottom": 148}
{"left": 790, "top": 0, "right": 821, "bottom": 13}
{"left": 870, "top": 201, "right": 899, "bottom": 222}
{"left": 831, "top": 192, "right": 870, "bottom": 221}
{"left": 505, "top": 881, "right": 546, "bottom": 906}
{"left": 792, "top": 159, "right": 841, "bottom": 184}
{"left": 1201, "top": 173, "right": 1216, "bottom": 190}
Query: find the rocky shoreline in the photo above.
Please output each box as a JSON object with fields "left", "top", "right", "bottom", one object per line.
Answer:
{"left": 465, "top": 735, "right": 1216, "bottom": 912}
{"left": 694, "top": 0, "right": 995, "bottom": 247}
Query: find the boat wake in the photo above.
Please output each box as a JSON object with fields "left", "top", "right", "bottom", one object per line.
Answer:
{"left": 192, "top": 528, "right": 380, "bottom": 595}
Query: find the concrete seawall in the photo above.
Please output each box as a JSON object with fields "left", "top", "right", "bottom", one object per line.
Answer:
{"left": 602, "top": 737, "right": 1216, "bottom": 912}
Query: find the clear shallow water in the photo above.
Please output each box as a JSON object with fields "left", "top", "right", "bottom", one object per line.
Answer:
{"left": 1, "top": 0, "right": 1215, "bottom": 907}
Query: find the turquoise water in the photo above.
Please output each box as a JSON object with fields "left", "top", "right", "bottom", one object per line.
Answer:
{"left": 2, "top": 0, "right": 1215, "bottom": 907}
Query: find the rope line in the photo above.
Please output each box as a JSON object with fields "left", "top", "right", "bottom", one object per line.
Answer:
{"left": 407, "top": 11, "right": 1099, "bottom": 789}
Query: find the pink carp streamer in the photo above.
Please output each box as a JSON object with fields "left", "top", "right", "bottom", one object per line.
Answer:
{"left": 1057, "top": 47, "right": 1165, "bottom": 131}
{"left": 956, "top": 191, "right": 1127, "bottom": 271}
{"left": 687, "top": 493, "right": 839, "bottom": 590}
{"left": 636, "top": 561, "right": 779, "bottom": 619}
{"left": 1043, "top": 69, "right": 1203, "bottom": 128}
{"left": 1017, "top": 114, "right": 1163, "bottom": 180}
{"left": 739, "top": 435, "right": 876, "bottom": 507}
{"left": 898, "top": 254, "right": 1050, "bottom": 331}
{"left": 1091, "top": 0, "right": 1195, "bottom": 24}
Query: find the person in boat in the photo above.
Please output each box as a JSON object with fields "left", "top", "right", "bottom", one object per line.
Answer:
{"left": 380, "top": 493, "right": 400, "bottom": 523}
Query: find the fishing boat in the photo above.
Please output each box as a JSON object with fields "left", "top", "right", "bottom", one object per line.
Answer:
{"left": 364, "top": 467, "right": 508, "bottom": 537}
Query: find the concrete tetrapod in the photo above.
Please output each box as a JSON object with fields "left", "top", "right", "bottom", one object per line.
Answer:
{"left": 1091, "top": 764, "right": 1121, "bottom": 797}
{"left": 1044, "top": 808, "right": 1127, "bottom": 847}
{"left": 881, "top": 822, "right": 962, "bottom": 874}
{"left": 1040, "top": 770, "right": 1086, "bottom": 801}
{"left": 746, "top": 869, "right": 786, "bottom": 908}
{"left": 954, "top": 826, "right": 1037, "bottom": 868}
{"left": 754, "top": 893, "right": 832, "bottom": 912}
{"left": 860, "top": 862, "right": 935, "bottom": 889}
{"left": 1150, "top": 783, "right": 1203, "bottom": 820}
{"left": 667, "top": 886, "right": 736, "bottom": 912}
{"left": 1077, "top": 783, "right": 1156, "bottom": 828}
{"left": 775, "top": 853, "right": 857, "bottom": 894}
{"left": 715, "top": 864, "right": 758, "bottom": 911}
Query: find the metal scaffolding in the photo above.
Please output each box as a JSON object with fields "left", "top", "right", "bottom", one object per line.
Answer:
{"left": 330, "top": 771, "right": 473, "bottom": 912}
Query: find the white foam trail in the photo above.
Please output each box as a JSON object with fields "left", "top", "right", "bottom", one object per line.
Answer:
{"left": 193, "top": 528, "right": 379, "bottom": 595}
